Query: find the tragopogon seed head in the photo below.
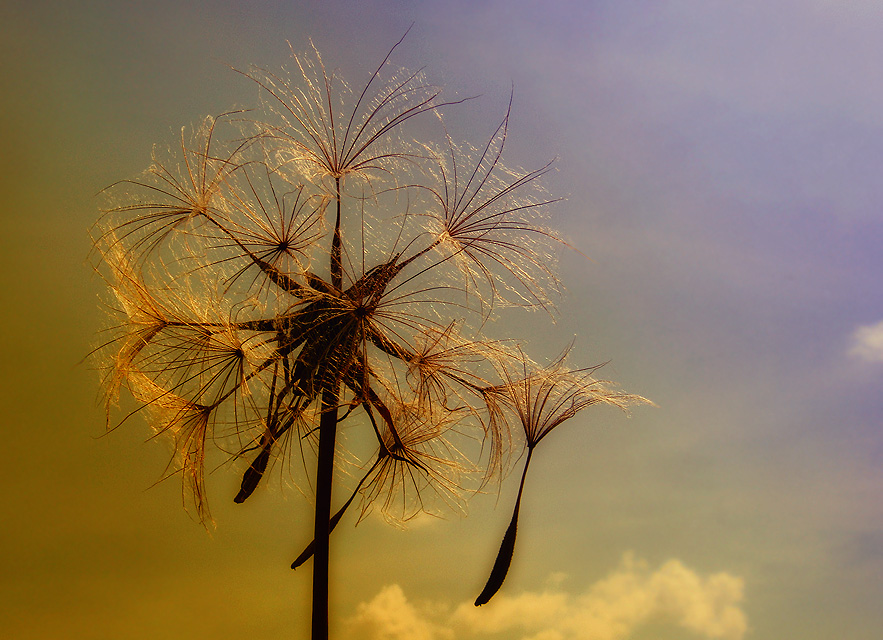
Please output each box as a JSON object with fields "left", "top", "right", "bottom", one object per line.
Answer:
{"left": 92, "top": 37, "right": 649, "bottom": 553}
{"left": 242, "top": 37, "right": 446, "bottom": 190}
{"left": 486, "top": 348, "right": 653, "bottom": 451}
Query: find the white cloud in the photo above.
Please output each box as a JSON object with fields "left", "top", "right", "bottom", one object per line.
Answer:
{"left": 849, "top": 320, "right": 883, "bottom": 363}
{"left": 346, "top": 553, "right": 747, "bottom": 640}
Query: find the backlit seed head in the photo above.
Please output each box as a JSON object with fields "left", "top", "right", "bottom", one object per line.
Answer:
{"left": 92, "top": 35, "right": 650, "bottom": 574}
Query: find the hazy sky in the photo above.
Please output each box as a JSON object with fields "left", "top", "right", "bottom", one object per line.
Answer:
{"left": 2, "top": 1, "right": 883, "bottom": 639}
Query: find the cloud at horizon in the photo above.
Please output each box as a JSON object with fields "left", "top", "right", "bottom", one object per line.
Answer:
{"left": 346, "top": 553, "right": 747, "bottom": 640}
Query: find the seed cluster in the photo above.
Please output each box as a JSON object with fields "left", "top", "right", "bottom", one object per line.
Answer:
{"left": 92, "top": 38, "right": 649, "bottom": 609}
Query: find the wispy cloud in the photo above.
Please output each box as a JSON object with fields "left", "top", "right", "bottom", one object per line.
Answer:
{"left": 346, "top": 553, "right": 747, "bottom": 640}
{"left": 849, "top": 320, "right": 883, "bottom": 363}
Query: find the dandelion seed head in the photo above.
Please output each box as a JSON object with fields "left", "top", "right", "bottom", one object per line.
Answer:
{"left": 91, "top": 36, "right": 649, "bottom": 574}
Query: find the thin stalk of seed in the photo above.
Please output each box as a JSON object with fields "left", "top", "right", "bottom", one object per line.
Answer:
{"left": 331, "top": 177, "right": 342, "bottom": 290}
{"left": 474, "top": 446, "right": 534, "bottom": 606}
{"left": 292, "top": 456, "right": 382, "bottom": 569}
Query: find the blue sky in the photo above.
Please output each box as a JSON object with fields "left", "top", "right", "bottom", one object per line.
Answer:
{"left": 2, "top": 1, "right": 882, "bottom": 638}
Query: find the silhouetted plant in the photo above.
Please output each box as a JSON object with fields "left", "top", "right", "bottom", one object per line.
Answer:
{"left": 92, "top": 33, "right": 649, "bottom": 640}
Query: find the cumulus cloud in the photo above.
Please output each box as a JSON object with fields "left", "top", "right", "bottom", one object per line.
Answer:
{"left": 346, "top": 584, "right": 455, "bottom": 640}
{"left": 849, "top": 320, "right": 883, "bottom": 363}
{"left": 345, "top": 553, "right": 747, "bottom": 640}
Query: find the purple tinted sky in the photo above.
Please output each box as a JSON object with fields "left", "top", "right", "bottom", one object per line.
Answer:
{"left": 2, "top": 1, "right": 882, "bottom": 638}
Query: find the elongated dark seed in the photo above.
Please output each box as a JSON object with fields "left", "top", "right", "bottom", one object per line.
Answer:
{"left": 291, "top": 491, "right": 354, "bottom": 568}
{"left": 234, "top": 446, "right": 271, "bottom": 503}
{"left": 474, "top": 504, "right": 520, "bottom": 606}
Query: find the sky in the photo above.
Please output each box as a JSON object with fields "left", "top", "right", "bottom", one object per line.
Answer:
{"left": 2, "top": 1, "right": 882, "bottom": 638}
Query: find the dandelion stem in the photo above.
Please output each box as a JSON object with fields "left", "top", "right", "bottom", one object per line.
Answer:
{"left": 312, "top": 385, "right": 340, "bottom": 640}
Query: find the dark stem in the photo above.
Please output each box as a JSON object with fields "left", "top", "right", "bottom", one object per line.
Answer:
{"left": 311, "top": 386, "right": 340, "bottom": 640}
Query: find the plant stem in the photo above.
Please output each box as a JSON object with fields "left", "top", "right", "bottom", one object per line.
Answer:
{"left": 312, "top": 387, "right": 340, "bottom": 640}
